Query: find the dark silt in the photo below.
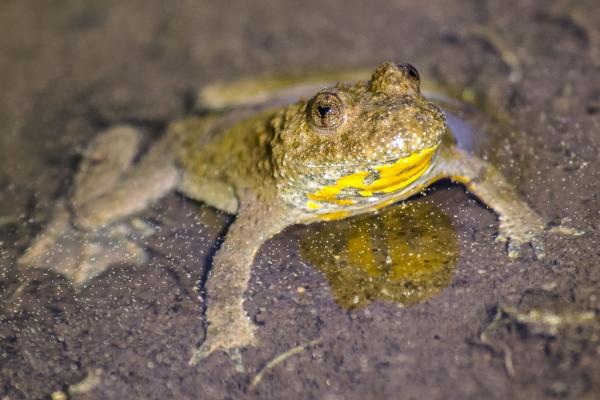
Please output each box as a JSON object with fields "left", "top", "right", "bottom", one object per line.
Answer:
{"left": 1, "top": 1, "right": 599, "bottom": 399}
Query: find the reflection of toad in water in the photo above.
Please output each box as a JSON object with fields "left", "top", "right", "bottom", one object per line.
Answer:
{"left": 300, "top": 201, "right": 459, "bottom": 309}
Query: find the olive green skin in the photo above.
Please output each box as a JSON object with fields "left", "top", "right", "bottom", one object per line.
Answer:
{"left": 177, "top": 62, "right": 447, "bottom": 221}
{"left": 271, "top": 63, "right": 444, "bottom": 167}
{"left": 20, "top": 62, "right": 553, "bottom": 366}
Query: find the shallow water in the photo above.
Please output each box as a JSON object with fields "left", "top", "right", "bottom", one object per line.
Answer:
{"left": 1, "top": 1, "right": 596, "bottom": 398}
{"left": 300, "top": 200, "right": 458, "bottom": 309}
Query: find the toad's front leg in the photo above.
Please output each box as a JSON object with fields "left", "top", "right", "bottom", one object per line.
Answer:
{"left": 189, "top": 201, "right": 288, "bottom": 366}
{"left": 432, "top": 144, "right": 553, "bottom": 259}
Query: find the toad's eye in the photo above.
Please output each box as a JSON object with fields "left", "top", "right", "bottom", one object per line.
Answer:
{"left": 395, "top": 63, "right": 420, "bottom": 82}
{"left": 405, "top": 64, "right": 420, "bottom": 82}
{"left": 308, "top": 91, "right": 345, "bottom": 130}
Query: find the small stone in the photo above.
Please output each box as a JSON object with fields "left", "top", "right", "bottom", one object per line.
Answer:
{"left": 51, "top": 391, "right": 67, "bottom": 400}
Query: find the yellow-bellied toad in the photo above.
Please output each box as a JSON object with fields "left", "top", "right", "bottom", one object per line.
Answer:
{"left": 20, "top": 62, "right": 560, "bottom": 364}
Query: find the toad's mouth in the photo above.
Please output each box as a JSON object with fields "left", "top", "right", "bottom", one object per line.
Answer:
{"left": 305, "top": 146, "right": 437, "bottom": 211}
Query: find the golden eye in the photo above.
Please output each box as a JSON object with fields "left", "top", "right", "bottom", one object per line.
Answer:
{"left": 308, "top": 91, "right": 345, "bottom": 130}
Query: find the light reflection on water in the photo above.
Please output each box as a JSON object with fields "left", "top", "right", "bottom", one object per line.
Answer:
{"left": 300, "top": 200, "right": 459, "bottom": 310}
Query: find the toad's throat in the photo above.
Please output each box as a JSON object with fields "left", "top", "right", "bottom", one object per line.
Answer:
{"left": 306, "top": 147, "right": 436, "bottom": 211}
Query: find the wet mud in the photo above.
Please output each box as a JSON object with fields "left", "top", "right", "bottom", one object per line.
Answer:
{"left": 1, "top": 0, "right": 599, "bottom": 399}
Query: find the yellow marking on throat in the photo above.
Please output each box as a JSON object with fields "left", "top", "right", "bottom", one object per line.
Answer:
{"left": 306, "top": 200, "right": 322, "bottom": 210}
{"left": 320, "top": 210, "right": 350, "bottom": 221}
{"left": 307, "top": 147, "right": 436, "bottom": 209}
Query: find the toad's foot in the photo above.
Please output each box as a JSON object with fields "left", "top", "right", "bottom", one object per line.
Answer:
{"left": 494, "top": 215, "right": 584, "bottom": 260}
{"left": 18, "top": 200, "right": 152, "bottom": 284}
{"left": 19, "top": 124, "right": 179, "bottom": 284}
{"left": 495, "top": 213, "right": 546, "bottom": 259}
{"left": 188, "top": 306, "right": 257, "bottom": 368}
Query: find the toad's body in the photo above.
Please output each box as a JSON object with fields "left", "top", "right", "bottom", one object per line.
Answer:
{"left": 20, "top": 62, "right": 549, "bottom": 364}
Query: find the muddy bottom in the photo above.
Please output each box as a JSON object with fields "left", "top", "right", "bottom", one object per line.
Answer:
{"left": 1, "top": 0, "right": 599, "bottom": 399}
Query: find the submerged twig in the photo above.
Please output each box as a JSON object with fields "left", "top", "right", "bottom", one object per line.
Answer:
{"left": 249, "top": 339, "right": 322, "bottom": 390}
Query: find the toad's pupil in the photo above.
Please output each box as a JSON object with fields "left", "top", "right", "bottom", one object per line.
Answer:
{"left": 317, "top": 105, "right": 332, "bottom": 118}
